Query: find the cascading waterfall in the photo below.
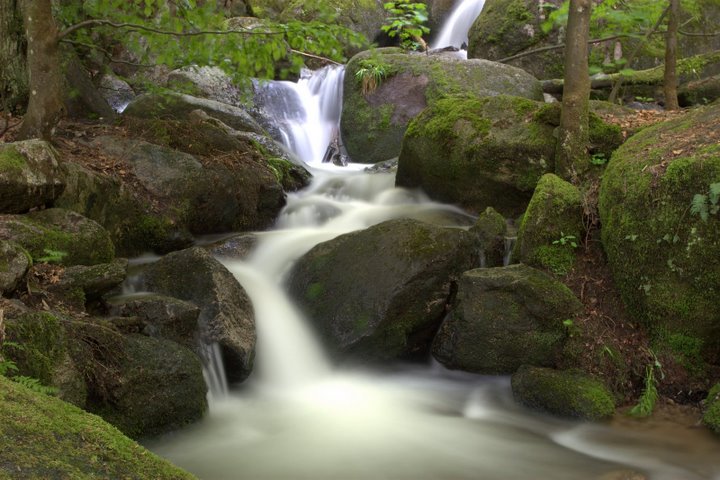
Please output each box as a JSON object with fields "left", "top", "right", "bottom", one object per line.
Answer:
{"left": 147, "top": 16, "right": 720, "bottom": 480}
{"left": 432, "top": 0, "right": 486, "bottom": 51}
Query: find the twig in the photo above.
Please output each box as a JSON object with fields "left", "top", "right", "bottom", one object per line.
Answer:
{"left": 59, "top": 39, "right": 155, "bottom": 68}
{"left": 290, "top": 49, "right": 342, "bottom": 66}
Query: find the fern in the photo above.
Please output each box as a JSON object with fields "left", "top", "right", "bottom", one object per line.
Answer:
{"left": 691, "top": 193, "right": 709, "bottom": 221}
{"left": 0, "top": 358, "right": 18, "bottom": 376}
{"left": 12, "top": 376, "right": 58, "bottom": 396}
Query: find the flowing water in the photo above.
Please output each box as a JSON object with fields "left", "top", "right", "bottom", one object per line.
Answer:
{"left": 147, "top": 46, "right": 720, "bottom": 480}
{"left": 432, "top": 0, "right": 486, "bottom": 52}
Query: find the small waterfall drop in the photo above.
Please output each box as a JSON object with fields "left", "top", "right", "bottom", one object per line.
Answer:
{"left": 432, "top": 0, "right": 486, "bottom": 51}
{"left": 503, "top": 236, "right": 517, "bottom": 266}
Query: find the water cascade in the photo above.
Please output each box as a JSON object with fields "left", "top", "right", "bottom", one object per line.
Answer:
{"left": 432, "top": 0, "right": 486, "bottom": 52}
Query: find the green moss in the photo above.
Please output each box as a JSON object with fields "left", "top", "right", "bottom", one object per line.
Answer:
{"left": 704, "top": 383, "right": 720, "bottom": 434}
{"left": 0, "top": 376, "right": 195, "bottom": 479}
{"left": 306, "top": 282, "right": 324, "bottom": 300}
{"left": 3, "top": 313, "right": 65, "bottom": 385}
{"left": 0, "top": 147, "right": 26, "bottom": 174}
{"left": 589, "top": 112, "right": 623, "bottom": 158}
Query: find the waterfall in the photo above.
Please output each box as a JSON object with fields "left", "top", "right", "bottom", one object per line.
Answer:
{"left": 432, "top": 0, "right": 486, "bottom": 51}
{"left": 503, "top": 236, "right": 517, "bottom": 266}
{"left": 254, "top": 66, "right": 345, "bottom": 164}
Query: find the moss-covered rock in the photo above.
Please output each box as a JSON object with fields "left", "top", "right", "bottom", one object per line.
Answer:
{"left": 43, "top": 259, "right": 128, "bottom": 308}
{"left": 514, "top": 173, "right": 583, "bottom": 276}
{"left": 679, "top": 74, "right": 720, "bottom": 107}
{"left": 341, "top": 48, "right": 543, "bottom": 164}
{"left": 432, "top": 264, "right": 581, "bottom": 374}
{"left": 89, "top": 334, "right": 207, "bottom": 439}
{"left": 0, "top": 376, "right": 196, "bottom": 479}
{"left": 0, "top": 208, "right": 115, "bottom": 266}
{"left": 0, "top": 239, "right": 30, "bottom": 294}
{"left": 288, "top": 218, "right": 479, "bottom": 360}
{"left": 467, "top": 0, "right": 564, "bottom": 80}
{"left": 599, "top": 102, "right": 720, "bottom": 361}
{"left": 3, "top": 312, "right": 67, "bottom": 386}
{"left": 396, "top": 94, "right": 555, "bottom": 217}
{"left": 141, "top": 247, "right": 255, "bottom": 382}
{"left": 704, "top": 383, "right": 720, "bottom": 434}
{"left": 470, "top": 207, "right": 508, "bottom": 268}
{"left": 511, "top": 365, "right": 616, "bottom": 420}
{"left": 0, "top": 140, "right": 65, "bottom": 214}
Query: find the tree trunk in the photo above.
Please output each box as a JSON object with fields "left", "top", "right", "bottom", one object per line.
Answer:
{"left": 663, "top": 0, "right": 680, "bottom": 110}
{"left": 0, "top": 0, "right": 27, "bottom": 113}
{"left": 556, "top": 0, "right": 592, "bottom": 182}
{"left": 17, "top": 0, "right": 64, "bottom": 140}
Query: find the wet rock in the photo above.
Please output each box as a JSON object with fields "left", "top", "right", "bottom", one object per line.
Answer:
{"left": 204, "top": 233, "right": 259, "bottom": 260}
{"left": 470, "top": 207, "right": 508, "bottom": 268}
{"left": 97, "top": 73, "right": 135, "bottom": 112}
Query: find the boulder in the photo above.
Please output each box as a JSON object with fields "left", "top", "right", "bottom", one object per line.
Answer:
{"left": 470, "top": 207, "right": 508, "bottom": 268}
{"left": 107, "top": 294, "right": 201, "bottom": 350}
{"left": 287, "top": 218, "right": 479, "bottom": 360}
{"left": 704, "top": 383, "right": 720, "bottom": 434}
{"left": 467, "top": 0, "right": 565, "bottom": 80}
{"left": 97, "top": 73, "right": 135, "bottom": 112}
{"left": 123, "top": 91, "right": 265, "bottom": 135}
{"left": 514, "top": 173, "right": 583, "bottom": 276}
{"left": 89, "top": 334, "right": 207, "bottom": 439}
{"left": 396, "top": 95, "right": 555, "bottom": 217}
{"left": 140, "top": 247, "right": 255, "bottom": 382}
{"left": 44, "top": 259, "right": 128, "bottom": 306}
{"left": 511, "top": 365, "right": 616, "bottom": 420}
{"left": 0, "top": 140, "right": 65, "bottom": 214}
{"left": 0, "top": 376, "right": 195, "bottom": 479}
{"left": 678, "top": 74, "right": 720, "bottom": 107}
{"left": 0, "top": 208, "right": 115, "bottom": 266}
{"left": 167, "top": 65, "right": 243, "bottom": 106}
{"left": 599, "top": 102, "right": 720, "bottom": 361}
{"left": 204, "top": 233, "right": 259, "bottom": 260}
{"left": 341, "top": 48, "right": 543, "bottom": 163}
{"left": 432, "top": 264, "right": 581, "bottom": 374}
{"left": 0, "top": 240, "right": 30, "bottom": 294}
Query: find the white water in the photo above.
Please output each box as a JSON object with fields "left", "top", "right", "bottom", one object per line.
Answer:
{"left": 147, "top": 30, "right": 720, "bottom": 480}
{"left": 432, "top": 0, "right": 486, "bottom": 51}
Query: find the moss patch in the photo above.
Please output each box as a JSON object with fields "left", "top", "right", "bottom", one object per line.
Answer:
{"left": 0, "top": 146, "right": 27, "bottom": 174}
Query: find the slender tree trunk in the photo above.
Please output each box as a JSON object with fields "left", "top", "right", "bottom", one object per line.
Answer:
{"left": 17, "top": 0, "right": 64, "bottom": 140}
{"left": 556, "top": 0, "right": 592, "bottom": 182}
{"left": 663, "top": 0, "right": 680, "bottom": 110}
{"left": 0, "top": 0, "right": 27, "bottom": 112}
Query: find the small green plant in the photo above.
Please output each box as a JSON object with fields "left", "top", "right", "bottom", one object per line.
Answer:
{"left": 381, "top": 1, "right": 430, "bottom": 51}
{"left": 590, "top": 153, "right": 608, "bottom": 166}
{"left": 355, "top": 58, "right": 389, "bottom": 95}
{"left": 634, "top": 96, "right": 654, "bottom": 103}
{"left": 690, "top": 182, "right": 720, "bottom": 222}
{"left": 36, "top": 248, "right": 68, "bottom": 264}
{"left": 629, "top": 352, "right": 663, "bottom": 417}
{"left": 552, "top": 232, "right": 578, "bottom": 248}
{"left": 562, "top": 318, "right": 580, "bottom": 337}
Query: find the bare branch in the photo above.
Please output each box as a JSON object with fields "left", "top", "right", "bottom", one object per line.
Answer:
{"left": 679, "top": 29, "right": 720, "bottom": 37}
{"left": 497, "top": 34, "right": 646, "bottom": 64}
{"left": 60, "top": 39, "right": 155, "bottom": 68}
{"left": 290, "top": 49, "right": 342, "bottom": 66}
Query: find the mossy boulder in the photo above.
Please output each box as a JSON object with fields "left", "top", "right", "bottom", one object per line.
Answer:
{"left": 167, "top": 65, "right": 243, "bottom": 106}
{"left": 396, "top": 94, "right": 555, "bottom": 217}
{"left": 0, "top": 140, "right": 65, "bottom": 214}
{"left": 89, "top": 334, "right": 207, "bottom": 439}
{"left": 511, "top": 365, "right": 616, "bottom": 420}
{"left": 43, "top": 259, "right": 128, "bottom": 308}
{"left": 467, "top": 0, "right": 564, "bottom": 80}
{"left": 704, "top": 383, "right": 720, "bottom": 434}
{"left": 341, "top": 48, "right": 543, "bottom": 164}
{"left": 0, "top": 208, "right": 115, "bottom": 266}
{"left": 432, "top": 264, "right": 581, "bottom": 374}
{"left": 679, "top": 74, "right": 720, "bottom": 107}
{"left": 514, "top": 173, "right": 583, "bottom": 276}
{"left": 0, "top": 376, "right": 196, "bottom": 479}
{"left": 470, "top": 207, "right": 508, "bottom": 268}
{"left": 140, "top": 247, "right": 255, "bottom": 382}
{"left": 0, "top": 240, "right": 30, "bottom": 294}
{"left": 287, "top": 218, "right": 479, "bottom": 360}
{"left": 599, "top": 102, "right": 720, "bottom": 361}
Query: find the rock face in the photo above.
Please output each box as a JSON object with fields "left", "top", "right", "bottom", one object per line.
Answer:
{"left": 341, "top": 48, "right": 543, "bottom": 164}
{"left": 467, "top": 0, "right": 564, "bottom": 80}
{"left": 141, "top": 247, "right": 256, "bottom": 382}
{"left": 0, "top": 140, "right": 65, "bottom": 214}
{"left": 599, "top": 102, "right": 720, "bottom": 361}
{"left": 0, "top": 208, "right": 115, "bottom": 266}
{"left": 514, "top": 174, "right": 583, "bottom": 276}
{"left": 0, "top": 240, "right": 30, "bottom": 294}
{"left": 432, "top": 264, "right": 581, "bottom": 374}
{"left": 396, "top": 95, "right": 555, "bottom": 217}
{"left": 511, "top": 365, "right": 616, "bottom": 420}
{"left": 90, "top": 334, "right": 207, "bottom": 439}
{"left": 287, "top": 218, "right": 479, "bottom": 360}
{"left": 0, "top": 376, "right": 195, "bottom": 479}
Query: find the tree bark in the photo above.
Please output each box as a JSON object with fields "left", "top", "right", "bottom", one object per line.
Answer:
{"left": 17, "top": 0, "right": 65, "bottom": 140}
{"left": 663, "top": 0, "right": 680, "bottom": 110}
{"left": 556, "top": 0, "right": 592, "bottom": 182}
{"left": 0, "top": 0, "right": 27, "bottom": 112}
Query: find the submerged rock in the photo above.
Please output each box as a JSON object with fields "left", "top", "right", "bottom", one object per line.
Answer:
{"left": 288, "top": 218, "right": 478, "bottom": 360}
{"left": 432, "top": 264, "right": 581, "bottom": 374}
{"left": 511, "top": 365, "right": 616, "bottom": 421}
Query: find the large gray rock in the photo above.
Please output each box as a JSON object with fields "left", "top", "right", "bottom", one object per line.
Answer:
{"left": 0, "top": 208, "right": 115, "bottom": 266}
{"left": 123, "top": 91, "right": 265, "bottom": 135}
{"left": 0, "top": 240, "right": 30, "bottom": 294}
{"left": 45, "top": 259, "right": 128, "bottom": 305}
{"left": 396, "top": 94, "right": 555, "bottom": 217}
{"left": 341, "top": 48, "right": 543, "bottom": 164}
{"left": 0, "top": 140, "right": 65, "bottom": 214}
{"left": 432, "top": 264, "right": 582, "bottom": 374}
{"left": 167, "top": 65, "right": 243, "bottom": 106}
{"left": 288, "top": 218, "right": 479, "bottom": 360}
{"left": 140, "top": 247, "right": 255, "bottom": 382}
